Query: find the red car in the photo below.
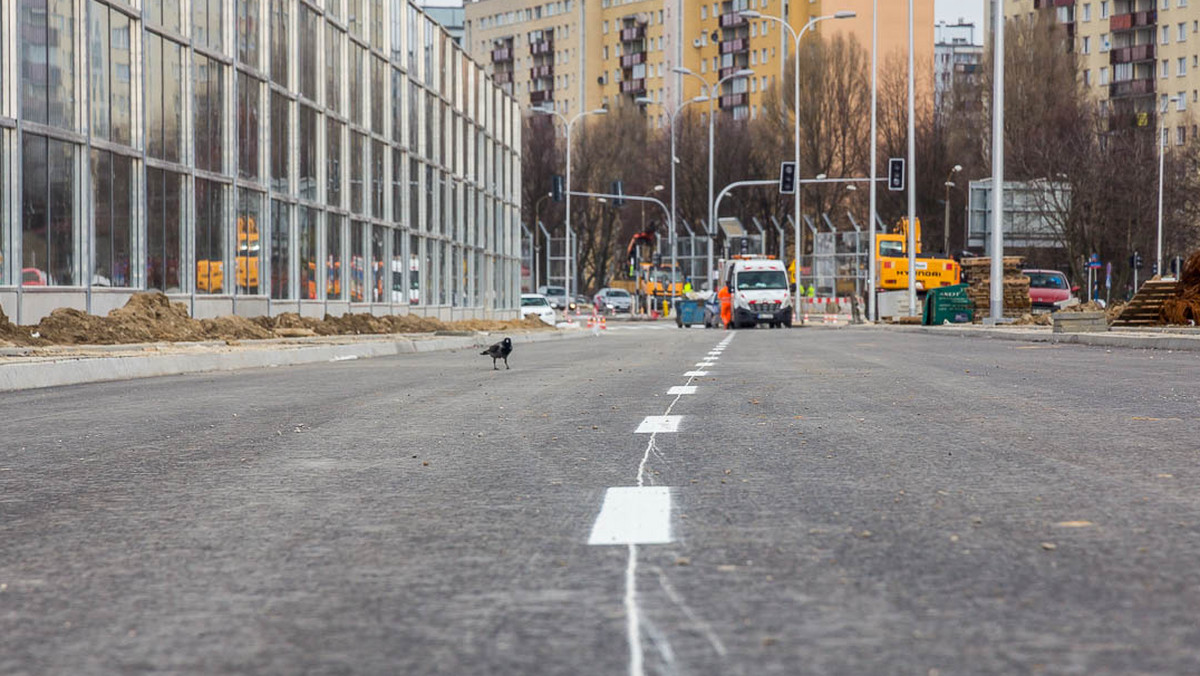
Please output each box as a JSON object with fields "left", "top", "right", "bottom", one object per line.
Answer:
{"left": 1023, "top": 269, "right": 1077, "bottom": 311}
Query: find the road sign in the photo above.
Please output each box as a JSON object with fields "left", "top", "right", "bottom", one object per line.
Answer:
{"left": 778, "top": 161, "right": 796, "bottom": 194}
{"left": 888, "top": 158, "right": 905, "bottom": 191}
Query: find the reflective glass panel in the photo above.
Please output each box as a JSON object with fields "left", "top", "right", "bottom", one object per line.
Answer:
{"left": 349, "top": 220, "right": 366, "bottom": 302}
{"left": 327, "top": 118, "right": 342, "bottom": 207}
{"left": 237, "top": 72, "right": 261, "bottom": 179}
{"left": 270, "top": 199, "right": 291, "bottom": 299}
{"left": 238, "top": 0, "right": 261, "bottom": 66}
{"left": 237, "top": 190, "right": 264, "bottom": 294}
{"left": 326, "top": 214, "right": 343, "bottom": 299}
{"left": 326, "top": 24, "right": 342, "bottom": 112}
{"left": 271, "top": 91, "right": 288, "bottom": 192}
{"left": 371, "top": 225, "right": 386, "bottom": 303}
{"left": 299, "top": 105, "right": 318, "bottom": 201}
{"left": 195, "top": 178, "right": 225, "bottom": 294}
{"left": 350, "top": 132, "right": 365, "bottom": 214}
{"left": 270, "top": 0, "right": 288, "bottom": 85}
{"left": 146, "top": 168, "right": 183, "bottom": 291}
{"left": 299, "top": 207, "right": 319, "bottom": 299}
{"left": 194, "top": 55, "right": 224, "bottom": 173}
{"left": 299, "top": 5, "right": 318, "bottom": 101}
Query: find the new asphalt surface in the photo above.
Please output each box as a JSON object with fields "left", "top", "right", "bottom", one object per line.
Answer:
{"left": 2, "top": 327, "right": 1199, "bottom": 675}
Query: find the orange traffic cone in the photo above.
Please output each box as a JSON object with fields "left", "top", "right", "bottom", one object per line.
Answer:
{"left": 600, "top": 316, "right": 607, "bottom": 330}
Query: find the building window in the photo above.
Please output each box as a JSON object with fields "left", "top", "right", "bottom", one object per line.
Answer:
{"left": 270, "top": 199, "right": 291, "bottom": 299}
{"left": 299, "top": 207, "right": 319, "bottom": 299}
{"left": 236, "top": 190, "right": 264, "bottom": 294}
{"left": 89, "top": 150, "right": 133, "bottom": 287}
{"left": 349, "top": 43, "right": 365, "bottom": 126}
{"left": 327, "top": 24, "right": 342, "bottom": 112}
{"left": 299, "top": 104, "right": 318, "bottom": 201}
{"left": 194, "top": 55, "right": 225, "bottom": 173}
{"left": 1101, "top": 34, "right": 1110, "bottom": 51}
{"left": 1101, "top": 1, "right": 1109, "bottom": 18}
{"left": 270, "top": 0, "right": 288, "bottom": 86}
{"left": 1179, "top": 22, "right": 1187, "bottom": 41}
{"left": 299, "top": 5, "right": 318, "bottom": 101}
{"left": 194, "top": 0, "right": 224, "bottom": 52}
{"left": 1179, "top": 57, "right": 1187, "bottom": 75}
{"left": 271, "top": 91, "right": 289, "bottom": 192}
{"left": 350, "top": 220, "right": 367, "bottom": 301}
{"left": 1100, "top": 66, "right": 1109, "bottom": 84}
{"left": 21, "top": 0, "right": 76, "bottom": 130}
{"left": 1162, "top": 26, "right": 1169, "bottom": 44}
{"left": 22, "top": 134, "right": 76, "bottom": 286}
{"left": 237, "top": 72, "right": 261, "bottom": 180}
{"left": 372, "top": 56, "right": 387, "bottom": 135}
{"left": 326, "top": 213, "right": 344, "bottom": 299}
{"left": 1084, "top": 69, "right": 1092, "bottom": 85}
{"left": 146, "top": 168, "right": 184, "bottom": 292}
{"left": 1162, "top": 59, "right": 1170, "bottom": 77}
{"left": 1082, "top": 36, "right": 1091, "bottom": 53}
{"left": 1178, "top": 92, "right": 1187, "bottom": 109}
{"left": 147, "top": 0, "right": 182, "bottom": 33}
{"left": 327, "top": 118, "right": 343, "bottom": 207}
{"left": 194, "top": 178, "right": 225, "bottom": 294}
{"left": 88, "top": 3, "right": 133, "bottom": 146}
{"left": 351, "top": 132, "right": 366, "bottom": 214}
{"left": 238, "top": 0, "right": 261, "bottom": 66}
{"left": 372, "top": 141, "right": 386, "bottom": 218}
{"left": 1082, "top": 3, "right": 1092, "bottom": 21}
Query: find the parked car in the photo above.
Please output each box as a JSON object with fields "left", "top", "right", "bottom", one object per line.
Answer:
{"left": 593, "top": 287, "right": 633, "bottom": 313}
{"left": 519, "top": 293, "right": 557, "bottom": 325}
{"left": 1023, "top": 269, "right": 1077, "bottom": 311}
{"left": 537, "top": 285, "right": 569, "bottom": 310}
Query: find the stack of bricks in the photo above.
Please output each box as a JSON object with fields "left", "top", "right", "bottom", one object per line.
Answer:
{"left": 960, "top": 257, "right": 1031, "bottom": 319}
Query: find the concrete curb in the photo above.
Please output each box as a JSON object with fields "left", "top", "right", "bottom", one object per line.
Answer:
{"left": 0, "top": 329, "right": 591, "bottom": 393}
{"left": 885, "top": 325, "right": 1200, "bottom": 352}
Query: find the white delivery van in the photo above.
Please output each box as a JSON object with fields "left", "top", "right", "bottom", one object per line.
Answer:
{"left": 718, "top": 255, "right": 793, "bottom": 328}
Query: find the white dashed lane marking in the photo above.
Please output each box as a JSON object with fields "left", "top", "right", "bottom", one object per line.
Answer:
{"left": 587, "top": 487, "right": 673, "bottom": 545}
{"left": 667, "top": 386, "right": 697, "bottom": 395}
{"left": 635, "top": 415, "right": 681, "bottom": 434}
{"left": 683, "top": 370, "right": 709, "bottom": 377}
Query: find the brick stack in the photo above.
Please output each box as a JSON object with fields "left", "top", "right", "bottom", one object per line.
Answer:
{"left": 960, "top": 256, "right": 1031, "bottom": 319}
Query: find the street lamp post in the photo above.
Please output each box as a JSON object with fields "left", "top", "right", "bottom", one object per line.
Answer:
{"left": 637, "top": 94, "right": 710, "bottom": 300}
{"left": 533, "top": 191, "right": 552, "bottom": 289}
{"left": 671, "top": 67, "right": 755, "bottom": 293}
{"left": 531, "top": 105, "right": 608, "bottom": 303}
{"left": 1157, "top": 95, "right": 1180, "bottom": 279}
{"left": 739, "top": 8, "right": 855, "bottom": 318}
{"left": 942, "top": 165, "right": 961, "bottom": 255}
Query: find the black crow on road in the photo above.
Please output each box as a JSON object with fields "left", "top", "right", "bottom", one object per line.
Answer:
{"left": 481, "top": 337, "right": 513, "bottom": 370}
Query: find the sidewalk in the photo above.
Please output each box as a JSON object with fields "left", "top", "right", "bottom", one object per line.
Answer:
{"left": 885, "top": 323, "right": 1200, "bottom": 352}
{"left": 0, "top": 329, "right": 590, "bottom": 393}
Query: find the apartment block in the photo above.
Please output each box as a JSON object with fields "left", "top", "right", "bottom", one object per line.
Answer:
{"left": 464, "top": 0, "right": 934, "bottom": 122}
{"left": 935, "top": 20, "right": 983, "bottom": 105}
{"left": 993, "top": 0, "right": 1200, "bottom": 143}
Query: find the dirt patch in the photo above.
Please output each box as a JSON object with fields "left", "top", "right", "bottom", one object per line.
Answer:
{"left": 1011, "top": 313, "right": 1053, "bottom": 326}
{"left": 0, "top": 292, "right": 556, "bottom": 348}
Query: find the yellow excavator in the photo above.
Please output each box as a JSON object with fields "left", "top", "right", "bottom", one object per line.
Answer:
{"left": 875, "top": 217, "right": 961, "bottom": 292}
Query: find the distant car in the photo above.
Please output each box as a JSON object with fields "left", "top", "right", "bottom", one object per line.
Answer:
{"left": 537, "top": 285, "right": 569, "bottom": 310}
{"left": 519, "top": 293, "right": 557, "bottom": 325}
{"left": 594, "top": 288, "right": 632, "bottom": 313}
{"left": 1024, "top": 269, "right": 1076, "bottom": 311}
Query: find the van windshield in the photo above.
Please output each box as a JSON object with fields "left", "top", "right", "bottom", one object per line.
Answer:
{"left": 737, "top": 271, "right": 788, "bottom": 290}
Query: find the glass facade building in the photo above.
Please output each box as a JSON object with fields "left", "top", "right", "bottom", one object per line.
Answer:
{"left": 0, "top": 0, "right": 522, "bottom": 323}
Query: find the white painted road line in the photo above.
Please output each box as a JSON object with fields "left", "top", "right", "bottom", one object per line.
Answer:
{"left": 695, "top": 361, "right": 715, "bottom": 367}
{"left": 667, "top": 385, "right": 697, "bottom": 395}
{"left": 635, "top": 415, "right": 681, "bottom": 434}
{"left": 683, "top": 370, "right": 709, "bottom": 377}
{"left": 588, "top": 487, "right": 673, "bottom": 545}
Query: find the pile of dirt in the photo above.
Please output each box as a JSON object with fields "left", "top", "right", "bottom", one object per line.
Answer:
{"left": 1162, "top": 250, "right": 1200, "bottom": 325}
{"left": 1011, "top": 313, "right": 1052, "bottom": 326}
{"left": 0, "top": 292, "right": 557, "bottom": 348}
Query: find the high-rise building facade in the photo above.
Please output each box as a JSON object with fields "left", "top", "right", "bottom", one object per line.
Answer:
{"left": 991, "top": 0, "right": 1199, "bottom": 143}
{"left": 934, "top": 20, "right": 983, "bottom": 105}
{"left": 0, "top": 0, "right": 522, "bottom": 324}
{"left": 463, "top": 0, "right": 934, "bottom": 122}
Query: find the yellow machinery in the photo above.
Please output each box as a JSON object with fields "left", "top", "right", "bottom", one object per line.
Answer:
{"left": 876, "top": 217, "right": 961, "bottom": 292}
{"left": 196, "top": 217, "right": 261, "bottom": 294}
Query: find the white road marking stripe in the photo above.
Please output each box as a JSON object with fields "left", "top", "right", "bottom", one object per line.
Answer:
{"left": 635, "top": 415, "right": 681, "bottom": 433}
{"left": 588, "top": 487, "right": 673, "bottom": 545}
{"left": 695, "top": 361, "right": 715, "bottom": 367}
{"left": 667, "top": 386, "right": 697, "bottom": 395}
{"left": 683, "top": 370, "right": 709, "bottom": 377}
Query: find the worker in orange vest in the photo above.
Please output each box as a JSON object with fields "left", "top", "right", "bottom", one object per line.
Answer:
{"left": 718, "top": 282, "right": 733, "bottom": 329}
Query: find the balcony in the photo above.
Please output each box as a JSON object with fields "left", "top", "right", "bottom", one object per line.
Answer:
{"left": 620, "top": 78, "right": 646, "bottom": 94}
{"left": 530, "top": 89, "right": 552, "bottom": 105}
{"left": 530, "top": 38, "right": 554, "bottom": 56}
{"left": 720, "top": 38, "right": 749, "bottom": 54}
{"left": 530, "top": 64, "right": 554, "bottom": 79}
{"left": 719, "top": 92, "right": 748, "bottom": 108}
{"left": 493, "top": 70, "right": 512, "bottom": 84}
{"left": 719, "top": 12, "right": 746, "bottom": 28}
{"left": 491, "top": 47, "right": 512, "bottom": 63}
{"left": 620, "top": 25, "right": 645, "bottom": 42}
{"left": 719, "top": 65, "right": 748, "bottom": 79}
{"left": 1110, "top": 43, "right": 1155, "bottom": 64}
{"left": 1109, "top": 77, "right": 1155, "bottom": 98}
{"left": 620, "top": 51, "right": 645, "bottom": 67}
{"left": 1110, "top": 10, "right": 1156, "bottom": 31}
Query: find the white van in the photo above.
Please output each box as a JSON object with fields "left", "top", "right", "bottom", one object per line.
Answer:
{"left": 718, "top": 255, "right": 793, "bottom": 328}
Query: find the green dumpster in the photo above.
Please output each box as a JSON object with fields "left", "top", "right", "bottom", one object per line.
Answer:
{"left": 923, "top": 283, "right": 974, "bottom": 325}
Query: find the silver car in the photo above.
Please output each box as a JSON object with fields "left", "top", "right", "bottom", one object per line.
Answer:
{"left": 537, "top": 285, "right": 569, "bottom": 310}
{"left": 594, "top": 288, "right": 633, "bottom": 313}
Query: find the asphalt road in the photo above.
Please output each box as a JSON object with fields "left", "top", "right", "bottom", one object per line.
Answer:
{"left": 3, "top": 326, "right": 1200, "bottom": 675}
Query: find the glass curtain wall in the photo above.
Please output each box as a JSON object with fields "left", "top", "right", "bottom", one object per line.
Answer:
{"left": 3, "top": 0, "right": 521, "bottom": 313}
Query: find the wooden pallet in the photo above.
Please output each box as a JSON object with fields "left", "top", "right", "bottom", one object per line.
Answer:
{"left": 1111, "top": 280, "right": 1181, "bottom": 326}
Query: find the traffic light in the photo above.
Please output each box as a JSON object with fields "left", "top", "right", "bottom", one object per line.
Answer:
{"left": 1131, "top": 251, "right": 1144, "bottom": 270}
{"left": 552, "top": 174, "right": 564, "bottom": 202}
{"left": 888, "top": 158, "right": 905, "bottom": 191}
{"left": 779, "top": 161, "right": 796, "bottom": 195}
{"left": 611, "top": 180, "right": 626, "bottom": 207}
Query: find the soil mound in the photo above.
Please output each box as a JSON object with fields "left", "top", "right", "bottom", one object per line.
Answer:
{"left": 1162, "top": 251, "right": 1200, "bottom": 325}
{"left": 200, "top": 316, "right": 274, "bottom": 340}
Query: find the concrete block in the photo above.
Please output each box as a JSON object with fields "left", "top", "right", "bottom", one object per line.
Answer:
{"left": 1053, "top": 311, "right": 1108, "bottom": 334}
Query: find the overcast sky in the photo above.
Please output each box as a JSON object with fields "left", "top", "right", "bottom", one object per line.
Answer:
{"left": 936, "top": 0, "right": 984, "bottom": 29}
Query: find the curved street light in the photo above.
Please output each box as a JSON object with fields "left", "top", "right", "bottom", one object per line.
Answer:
{"left": 671, "top": 66, "right": 755, "bottom": 291}
{"left": 531, "top": 105, "right": 608, "bottom": 302}
{"left": 739, "top": 9, "right": 854, "bottom": 311}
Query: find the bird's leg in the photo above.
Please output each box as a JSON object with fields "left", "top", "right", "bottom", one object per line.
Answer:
{"left": 493, "top": 358, "right": 498, "bottom": 370}
{"left": 504, "top": 356, "right": 510, "bottom": 370}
